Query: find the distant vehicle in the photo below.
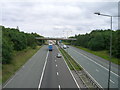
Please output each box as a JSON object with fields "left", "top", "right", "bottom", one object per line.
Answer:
{"left": 67, "top": 45, "right": 69, "bottom": 48}
{"left": 48, "top": 44, "right": 53, "bottom": 51}
{"left": 57, "top": 53, "right": 62, "bottom": 58}
{"left": 59, "top": 40, "right": 62, "bottom": 43}
{"left": 63, "top": 45, "right": 67, "bottom": 49}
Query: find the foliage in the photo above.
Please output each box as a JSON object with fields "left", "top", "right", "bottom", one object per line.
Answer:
{"left": 1, "top": 26, "right": 43, "bottom": 64}
{"left": 66, "top": 29, "right": 120, "bottom": 59}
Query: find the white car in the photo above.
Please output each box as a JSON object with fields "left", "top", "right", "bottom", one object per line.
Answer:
{"left": 63, "top": 45, "right": 67, "bottom": 49}
{"left": 57, "top": 53, "right": 62, "bottom": 58}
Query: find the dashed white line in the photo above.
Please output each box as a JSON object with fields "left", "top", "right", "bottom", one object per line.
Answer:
{"left": 110, "top": 79, "right": 115, "bottom": 84}
{"left": 71, "top": 48, "right": 119, "bottom": 77}
{"left": 57, "top": 72, "right": 59, "bottom": 76}
{"left": 56, "top": 45, "right": 80, "bottom": 88}
{"left": 55, "top": 60, "right": 56, "bottom": 62}
{"left": 58, "top": 85, "right": 61, "bottom": 90}
{"left": 38, "top": 51, "right": 49, "bottom": 90}
{"left": 56, "top": 64, "right": 57, "bottom": 67}
{"left": 96, "top": 69, "right": 99, "bottom": 72}
{"left": 67, "top": 48, "right": 102, "bottom": 88}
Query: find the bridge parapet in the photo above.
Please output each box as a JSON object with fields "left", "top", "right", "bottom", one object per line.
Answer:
{"left": 35, "top": 37, "right": 77, "bottom": 40}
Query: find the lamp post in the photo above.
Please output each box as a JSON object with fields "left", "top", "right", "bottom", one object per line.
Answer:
{"left": 94, "top": 12, "right": 113, "bottom": 90}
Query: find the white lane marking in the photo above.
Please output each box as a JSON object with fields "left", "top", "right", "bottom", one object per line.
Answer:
{"left": 55, "top": 45, "right": 80, "bottom": 88}
{"left": 57, "top": 72, "right": 59, "bottom": 76}
{"left": 38, "top": 51, "right": 49, "bottom": 89}
{"left": 56, "top": 64, "right": 57, "bottom": 67}
{"left": 3, "top": 73, "right": 17, "bottom": 88}
{"left": 58, "top": 85, "right": 61, "bottom": 90}
{"left": 96, "top": 69, "right": 99, "bottom": 72}
{"left": 110, "top": 79, "right": 115, "bottom": 84}
{"left": 67, "top": 48, "right": 102, "bottom": 88}
{"left": 71, "top": 48, "right": 119, "bottom": 77}
{"left": 55, "top": 60, "right": 56, "bottom": 62}
{"left": 3, "top": 46, "right": 44, "bottom": 88}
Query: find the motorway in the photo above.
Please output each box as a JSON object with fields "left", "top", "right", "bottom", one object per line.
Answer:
{"left": 3, "top": 45, "right": 79, "bottom": 89}
{"left": 64, "top": 45, "right": 119, "bottom": 88}
{"left": 40, "top": 45, "right": 78, "bottom": 88}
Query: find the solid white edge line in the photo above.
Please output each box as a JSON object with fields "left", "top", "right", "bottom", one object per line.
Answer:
{"left": 38, "top": 51, "right": 49, "bottom": 90}
{"left": 3, "top": 46, "right": 43, "bottom": 88}
{"left": 3, "top": 73, "right": 17, "bottom": 88}
{"left": 56, "top": 45, "right": 80, "bottom": 89}
{"left": 71, "top": 47, "right": 119, "bottom": 77}
{"left": 67, "top": 48, "right": 103, "bottom": 88}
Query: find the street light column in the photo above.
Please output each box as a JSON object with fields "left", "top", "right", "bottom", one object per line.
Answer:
{"left": 94, "top": 12, "right": 113, "bottom": 90}
{"left": 108, "top": 16, "right": 112, "bottom": 90}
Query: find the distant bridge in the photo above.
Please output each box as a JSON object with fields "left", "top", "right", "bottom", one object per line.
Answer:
{"left": 35, "top": 37, "right": 77, "bottom": 40}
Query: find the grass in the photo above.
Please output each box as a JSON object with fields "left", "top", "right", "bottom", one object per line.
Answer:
{"left": 59, "top": 47, "right": 82, "bottom": 71}
{"left": 74, "top": 46, "right": 120, "bottom": 65}
{"left": 2, "top": 46, "right": 41, "bottom": 83}
{"left": 62, "top": 41, "right": 70, "bottom": 45}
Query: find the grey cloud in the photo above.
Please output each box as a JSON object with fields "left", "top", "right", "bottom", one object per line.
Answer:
{"left": 1, "top": 1, "right": 118, "bottom": 37}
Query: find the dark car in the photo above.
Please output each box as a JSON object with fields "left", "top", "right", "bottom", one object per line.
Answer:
{"left": 67, "top": 45, "right": 69, "bottom": 48}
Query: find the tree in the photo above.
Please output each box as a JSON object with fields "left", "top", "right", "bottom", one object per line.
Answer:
{"left": 2, "top": 36, "right": 13, "bottom": 64}
{"left": 88, "top": 31, "right": 105, "bottom": 51}
{"left": 112, "top": 30, "right": 120, "bottom": 58}
{"left": 2, "top": 26, "right": 43, "bottom": 64}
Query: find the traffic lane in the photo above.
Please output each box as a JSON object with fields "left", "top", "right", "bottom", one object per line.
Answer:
{"left": 66, "top": 48, "right": 118, "bottom": 88}
{"left": 69, "top": 46, "right": 118, "bottom": 75}
{"left": 41, "top": 45, "right": 78, "bottom": 88}
{"left": 40, "top": 51, "right": 59, "bottom": 88}
{"left": 55, "top": 46, "right": 79, "bottom": 88}
{"left": 67, "top": 46, "right": 119, "bottom": 86}
{"left": 3, "top": 45, "right": 48, "bottom": 88}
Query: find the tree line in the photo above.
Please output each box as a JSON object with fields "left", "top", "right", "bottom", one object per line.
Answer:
{"left": 1, "top": 26, "right": 43, "bottom": 64}
{"left": 67, "top": 29, "right": 120, "bottom": 59}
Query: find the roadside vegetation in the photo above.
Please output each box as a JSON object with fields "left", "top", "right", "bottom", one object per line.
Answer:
{"left": 2, "top": 46, "right": 41, "bottom": 83}
{"left": 1, "top": 26, "right": 44, "bottom": 83}
{"left": 74, "top": 46, "right": 120, "bottom": 65}
{"left": 59, "top": 47, "right": 82, "bottom": 71}
{"left": 64, "top": 29, "right": 120, "bottom": 65}
{"left": 2, "top": 26, "right": 43, "bottom": 64}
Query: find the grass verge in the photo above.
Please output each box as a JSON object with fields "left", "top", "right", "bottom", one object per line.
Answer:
{"left": 74, "top": 46, "right": 120, "bottom": 65}
{"left": 59, "top": 47, "right": 82, "bottom": 71}
{"left": 2, "top": 46, "right": 41, "bottom": 83}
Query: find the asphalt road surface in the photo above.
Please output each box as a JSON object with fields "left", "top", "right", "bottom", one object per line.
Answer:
{"left": 3, "top": 45, "right": 79, "bottom": 89}
{"left": 64, "top": 45, "right": 119, "bottom": 88}
{"left": 3, "top": 45, "right": 48, "bottom": 88}
{"left": 40, "top": 45, "right": 79, "bottom": 89}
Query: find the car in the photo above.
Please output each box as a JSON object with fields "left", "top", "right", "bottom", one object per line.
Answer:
{"left": 66, "top": 45, "right": 69, "bottom": 48}
{"left": 63, "top": 45, "right": 67, "bottom": 49}
{"left": 57, "top": 53, "right": 62, "bottom": 58}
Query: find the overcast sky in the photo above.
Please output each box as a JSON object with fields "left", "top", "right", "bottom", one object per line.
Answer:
{"left": 0, "top": 0, "right": 119, "bottom": 37}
